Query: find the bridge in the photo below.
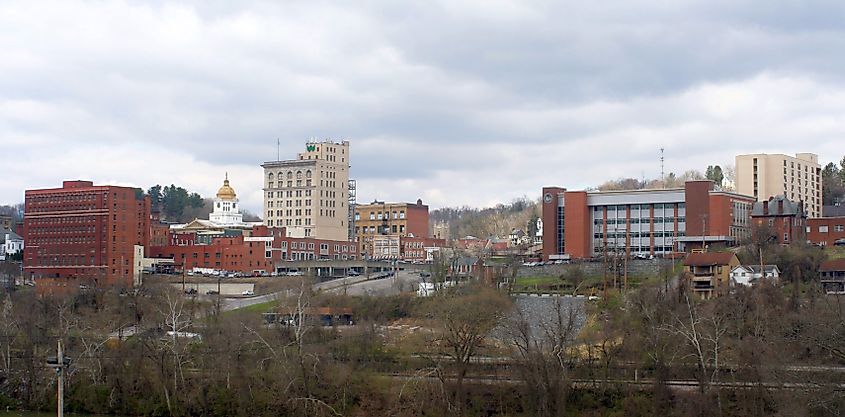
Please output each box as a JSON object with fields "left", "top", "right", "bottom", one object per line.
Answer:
{"left": 273, "top": 259, "right": 429, "bottom": 280}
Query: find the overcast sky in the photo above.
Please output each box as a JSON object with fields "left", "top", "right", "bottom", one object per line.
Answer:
{"left": 2, "top": 1, "right": 844, "bottom": 214}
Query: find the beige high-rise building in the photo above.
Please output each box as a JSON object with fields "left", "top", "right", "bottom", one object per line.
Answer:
{"left": 262, "top": 140, "right": 350, "bottom": 241}
{"left": 736, "top": 152, "right": 822, "bottom": 218}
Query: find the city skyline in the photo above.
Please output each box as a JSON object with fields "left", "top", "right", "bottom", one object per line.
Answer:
{"left": 2, "top": 1, "right": 845, "bottom": 213}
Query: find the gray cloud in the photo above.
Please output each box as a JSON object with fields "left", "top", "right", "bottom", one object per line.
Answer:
{"left": 2, "top": 0, "right": 845, "bottom": 213}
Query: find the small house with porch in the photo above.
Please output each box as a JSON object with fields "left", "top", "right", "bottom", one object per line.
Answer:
{"left": 820, "top": 259, "right": 845, "bottom": 294}
{"left": 729, "top": 265, "right": 780, "bottom": 287}
{"left": 683, "top": 252, "right": 740, "bottom": 298}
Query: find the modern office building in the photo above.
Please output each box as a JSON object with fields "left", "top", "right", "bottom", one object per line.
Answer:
{"left": 262, "top": 140, "right": 351, "bottom": 241}
{"left": 541, "top": 181, "right": 755, "bottom": 260}
{"left": 736, "top": 153, "right": 822, "bottom": 218}
{"left": 23, "top": 180, "right": 151, "bottom": 292}
{"left": 353, "top": 199, "right": 429, "bottom": 258}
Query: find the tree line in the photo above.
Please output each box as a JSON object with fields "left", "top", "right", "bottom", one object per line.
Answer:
{"left": 821, "top": 156, "right": 845, "bottom": 205}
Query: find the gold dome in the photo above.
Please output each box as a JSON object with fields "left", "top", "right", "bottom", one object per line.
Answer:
{"left": 216, "top": 174, "right": 237, "bottom": 200}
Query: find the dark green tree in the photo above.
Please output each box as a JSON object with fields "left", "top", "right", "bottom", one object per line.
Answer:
{"left": 187, "top": 192, "right": 203, "bottom": 209}
{"left": 161, "top": 184, "right": 189, "bottom": 219}
{"left": 823, "top": 160, "right": 845, "bottom": 205}
{"left": 706, "top": 165, "right": 724, "bottom": 187}
{"left": 147, "top": 185, "right": 163, "bottom": 209}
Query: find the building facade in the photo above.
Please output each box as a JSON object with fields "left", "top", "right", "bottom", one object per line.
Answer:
{"left": 736, "top": 153, "right": 822, "bottom": 218}
{"left": 354, "top": 199, "right": 429, "bottom": 258}
{"left": 150, "top": 225, "right": 359, "bottom": 274}
{"left": 262, "top": 140, "right": 350, "bottom": 241}
{"left": 0, "top": 214, "right": 11, "bottom": 230}
{"left": 23, "top": 180, "right": 151, "bottom": 292}
{"left": 820, "top": 259, "right": 845, "bottom": 294}
{"left": 750, "top": 195, "right": 807, "bottom": 245}
{"left": 683, "top": 252, "right": 741, "bottom": 299}
{"left": 807, "top": 217, "right": 845, "bottom": 246}
{"left": 541, "top": 181, "right": 755, "bottom": 260}
{"left": 432, "top": 221, "right": 450, "bottom": 241}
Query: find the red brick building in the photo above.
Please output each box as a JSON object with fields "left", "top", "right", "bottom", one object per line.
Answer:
{"left": 807, "top": 217, "right": 845, "bottom": 247}
{"left": 542, "top": 181, "right": 755, "bottom": 261}
{"left": 23, "top": 180, "right": 151, "bottom": 293}
{"left": 149, "top": 225, "right": 359, "bottom": 274}
{"left": 750, "top": 195, "right": 807, "bottom": 245}
{"left": 401, "top": 236, "right": 446, "bottom": 262}
{"left": 354, "top": 199, "right": 429, "bottom": 258}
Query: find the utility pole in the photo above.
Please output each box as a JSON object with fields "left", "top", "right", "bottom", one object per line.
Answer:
{"left": 58, "top": 339, "right": 63, "bottom": 417}
{"left": 660, "top": 148, "right": 665, "bottom": 187}
{"left": 602, "top": 241, "right": 608, "bottom": 297}
{"left": 46, "top": 339, "right": 67, "bottom": 417}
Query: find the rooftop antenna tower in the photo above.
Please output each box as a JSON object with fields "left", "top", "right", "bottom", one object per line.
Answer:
{"left": 276, "top": 138, "right": 280, "bottom": 161}
{"left": 660, "top": 147, "right": 665, "bottom": 187}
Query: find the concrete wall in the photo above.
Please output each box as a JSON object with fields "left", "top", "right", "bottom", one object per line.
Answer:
{"left": 517, "top": 258, "right": 675, "bottom": 279}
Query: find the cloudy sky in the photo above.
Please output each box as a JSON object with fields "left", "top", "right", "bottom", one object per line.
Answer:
{"left": 2, "top": 1, "right": 844, "bottom": 214}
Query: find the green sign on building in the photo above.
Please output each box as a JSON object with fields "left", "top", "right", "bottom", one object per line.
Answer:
{"left": 306, "top": 144, "right": 316, "bottom": 152}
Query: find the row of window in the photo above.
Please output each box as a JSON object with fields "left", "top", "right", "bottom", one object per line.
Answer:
{"left": 355, "top": 225, "right": 407, "bottom": 234}
{"left": 816, "top": 225, "right": 845, "bottom": 233}
{"left": 594, "top": 231, "right": 686, "bottom": 239}
{"left": 355, "top": 210, "right": 407, "bottom": 221}
{"left": 268, "top": 170, "right": 312, "bottom": 181}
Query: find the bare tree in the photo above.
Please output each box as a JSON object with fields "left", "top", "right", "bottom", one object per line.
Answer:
{"left": 155, "top": 289, "right": 194, "bottom": 413}
{"left": 663, "top": 292, "right": 728, "bottom": 414}
{"left": 426, "top": 286, "right": 511, "bottom": 413}
{"left": 506, "top": 297, "right": 583, "bottom": 417}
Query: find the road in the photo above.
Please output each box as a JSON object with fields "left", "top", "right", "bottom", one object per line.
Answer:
{"left": 220, "top": 270, "right": 423, "bottom": 311}
{"left": 221, "top": 291, "right": 281, "bottom": 311}
{"left": 316, "top": 270, "right": 422, "bottom": 296}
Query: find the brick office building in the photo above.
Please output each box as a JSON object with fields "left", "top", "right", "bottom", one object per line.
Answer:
{"left": 541, "top": 181, "right": 755, "bottom": 261}
{"left": 354, "top": 199, "right": 429, "bottom": 258}
{"left": 23, "top": 180, "right": 151, "bottom": 293}
{"left": 150, "top": 225, "right": 359, "bottom": 274}
{"left": 750, "top": 195, "right": 807, "bottom": 245}
{"left": 807, "top": 217, "right": 845, "bottom": 246}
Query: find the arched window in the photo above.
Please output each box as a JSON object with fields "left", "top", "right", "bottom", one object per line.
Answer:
{"left": 296, "top": 171, "right": 303, "bottom": 179}
{"left": 268, "top": 173, "right": 274, "bottom": 180}
{"left": 306, "top": 170, "right": 312, "bottom": 178}
{"left": 287, "top": 172, "right": 293, "bottom": 179}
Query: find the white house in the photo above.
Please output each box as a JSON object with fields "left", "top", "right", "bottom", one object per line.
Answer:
{"left": 1, "top": 228, "right": 23, "bottom": 261}
{"left": 729, "top": 265, "right": 780, "bottom": 287}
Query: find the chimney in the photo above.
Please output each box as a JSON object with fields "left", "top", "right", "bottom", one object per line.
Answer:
{"left": 763, "top": 200, "right": 769, "bottom": 215}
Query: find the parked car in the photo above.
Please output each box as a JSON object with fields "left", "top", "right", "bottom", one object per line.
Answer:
{"left": 241, "top": 290, "right": 254, "bottom": 296}
{"left": 206, "top": 290, "right": 219, "bottom": 295}
{"left": 185, "top": 288, "right": 197, "bottom": 295}
{"left": 835, "top": 238, "right": 845, "bottom": 247}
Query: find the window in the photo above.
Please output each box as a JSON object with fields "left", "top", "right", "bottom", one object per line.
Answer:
{"left": 836, "top": 225, "right": 845, "bottom": 232}
{"left": 819, "top": 225, "right": 829, "bottom": 233}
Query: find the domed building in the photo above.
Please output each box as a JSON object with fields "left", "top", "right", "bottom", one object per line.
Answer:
{"left": 171, "top": 174, "right": 262, "bottom": 234}
{"left": 209, "top": 174, "right": 243, "bottom": 226}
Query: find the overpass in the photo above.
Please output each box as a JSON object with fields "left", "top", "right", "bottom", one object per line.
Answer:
{"left": 273, "top": 259, "right": 428, "bottom": 280}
